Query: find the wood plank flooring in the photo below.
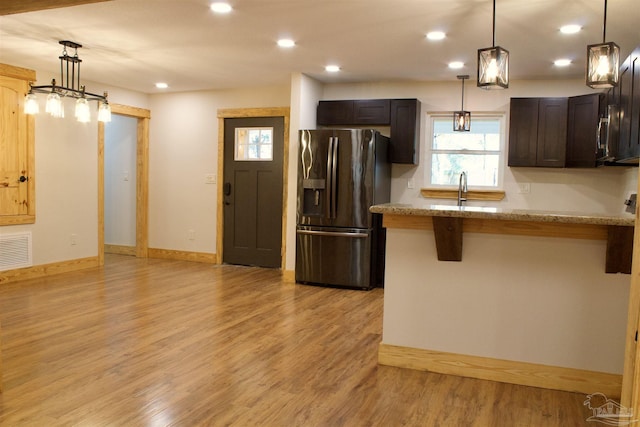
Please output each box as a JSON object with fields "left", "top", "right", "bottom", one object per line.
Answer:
{"left": 0, "top": 254, "right": 595, "bottom": 426}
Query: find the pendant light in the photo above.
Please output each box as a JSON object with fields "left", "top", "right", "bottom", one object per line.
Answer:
{"left": 586, "top": 0, "right": 619, "bottom": 88}
{"left": 477, "top": 0, "right": 509, "bottom": 89}
{"left": 453, "top": 75, "right": 470, "bottom": 132}
{"left": 24, "top": 40, "right": 111, "bottom": 123}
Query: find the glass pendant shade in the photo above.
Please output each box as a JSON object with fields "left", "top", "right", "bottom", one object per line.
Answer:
{"left": 45, "top": 92, "right": 64, "bottom": 118}
{"left": 477, "top": 46, "right": 509, "bottom": 89}
{"left": 586, "top": 42, "right": 620, "bottom": 88}
{"left": 75, "top": 98, "right": 91, "bottom": 123}
{"left": 453, "top": 111, "right": 471, "bottom": 131}
{"left": 97, "top": 102, "right": 112, "bottom": 123}
{"left": 24, "top": 93, "right": 39, "bottom": 115}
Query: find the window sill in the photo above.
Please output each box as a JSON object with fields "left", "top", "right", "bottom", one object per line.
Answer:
{"left": 420, "top": 188, "right": 505, "bottom": 201}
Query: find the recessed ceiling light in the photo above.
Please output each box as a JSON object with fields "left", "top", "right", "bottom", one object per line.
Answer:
{"left": 426, "top": 31, "right": 446, "bottom": 41}
{"left": 554, "top": 59, "right": 572, "bottom": 67}
{"left": 448, "top": 61, "right": 464, "bottom": 69}
{"left": 277, "top": 39, "right": 295, "bottom": 48}
{"left": 560, "top": 24, "right": 581, "bottom": 34}
{"left": 210, "top": 2, "right": 232, "bottom": 13}
{"left": 325, "top": 65, "right": 340, "bottom": 73}
{"left": 155, "top": 82, "right": 169, "bottom": 89}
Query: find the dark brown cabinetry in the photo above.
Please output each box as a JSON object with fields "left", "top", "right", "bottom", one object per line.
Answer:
{"left": 615, "top": 47, "right": 640, "bottom": 163}
{"left": 317, "top": 99, "right": 390, "bottom": 125}
{"left": 317, "top": 98, "right": 421, "bottom": 164}
{"left": 389, "top": 99, "right": 420, "bottom": 164}
{"left": 508, "top": 98, "right": 567, "bottom": 167}
{"left": 566, "top": 93, "right": 605, "bottom": 167}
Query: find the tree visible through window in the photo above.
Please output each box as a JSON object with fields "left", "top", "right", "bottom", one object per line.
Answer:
{"left": 429, "top": 115, "right": 503, "bottom": 188}
{"left": 234, "top": 127, "right": 273, "bottom": 161}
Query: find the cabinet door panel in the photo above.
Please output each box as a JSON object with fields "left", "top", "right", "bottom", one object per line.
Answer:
{"left": 317, "top": 100, "right": 354, "bottom": 125}
{"left": 618, "top": 56, "right": 633, "bottom": 160}
{"left": 353, "top": 99, "right": 390, "bottom": 124}
{"left": 536, "top": 98, "right": 568, "bottom": 167}
{"left": 508, "top": 98, "right": 538, "bottom": 166}
{"left": 566, "top": 94, "right": 602, "bottom": 168}
{"left": 389, "top": 99, "right": 420, "bottom": 164}
{"left": 629, "top": 52, "right": 640, "bottom": 159}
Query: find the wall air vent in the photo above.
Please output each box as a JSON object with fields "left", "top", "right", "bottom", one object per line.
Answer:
{"left": 0, "top": 232, "right": 33, "bottom": 271}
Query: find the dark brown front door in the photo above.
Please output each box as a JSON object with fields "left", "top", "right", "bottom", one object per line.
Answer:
{"left": 223, "top": 117, "right": 284, "bottom": 268}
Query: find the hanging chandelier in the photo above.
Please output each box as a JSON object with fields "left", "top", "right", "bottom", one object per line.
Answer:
{"left": 24, "top": 40, "right": 111, "bottom": 123}
{"left": 586, "top": 0, "right": 619, "bottom": 88}
{"left": 453, "top": 75, "right": 470, "bottom": 131}
{"left": 477, "top": 0, "right": 509, "bottom": 89}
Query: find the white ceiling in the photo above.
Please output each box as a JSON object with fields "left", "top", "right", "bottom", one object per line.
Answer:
{"left": 0, "top": 0, "right": 638, "bottom": 94}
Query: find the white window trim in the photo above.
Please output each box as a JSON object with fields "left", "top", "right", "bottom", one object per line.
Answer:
{"left": 425, "top": 111, "right": 506, "bottom": 190}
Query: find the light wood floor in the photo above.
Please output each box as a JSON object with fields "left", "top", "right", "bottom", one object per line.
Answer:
{"left": 0, "top": 254, "right": 594, "bottom": 426}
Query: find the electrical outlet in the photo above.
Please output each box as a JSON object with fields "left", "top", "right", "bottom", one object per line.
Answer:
{"left": 205, "top": 174, "right": 216, "bottom": 184}
{"left": 70, "top": 234, "right": 77, "bottom": 245}
{"left": 123, "top": 171, "right": 129, "bottom": 182}
{"left": 188, "top": 229, "right": 195, "bottom": 240}
{"left": 517, "top": 183, "right": 531, "bottom": 194}
{"left": 407, "top": 178, "right": 415, "bottom": 189}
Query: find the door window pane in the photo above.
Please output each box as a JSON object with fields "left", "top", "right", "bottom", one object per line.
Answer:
{"left": 235, "top": 127, "right": 273, "bottom": 161}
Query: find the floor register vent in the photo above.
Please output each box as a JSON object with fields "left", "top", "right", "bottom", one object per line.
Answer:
{"left": 0, "top": 232, "right": 33, "bottom": 271}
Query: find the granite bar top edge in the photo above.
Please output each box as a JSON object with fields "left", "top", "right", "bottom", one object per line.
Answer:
{"left": 370, "top": 203, "right": 635, "bottom": 227}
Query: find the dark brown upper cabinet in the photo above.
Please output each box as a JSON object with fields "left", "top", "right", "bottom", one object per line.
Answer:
{"left": 616, "top": 47, "right": 640, "bottom": 163}
{"left": 317, "top": 99, "right": 390, "bottom": 125}
{"left": 508, "top": 98, "right": 568, "bottom": 167}
{"left": 566, "top": 93, "right": 605, "bottom": 168}
{"left": 389, "top": 99, "right": 420, "bottom": 164}
{"left": 316, "top": 100, "right": 354, "bottom": 125}
{"left": 316, "top": 98, "right": 421, "bottom": 165}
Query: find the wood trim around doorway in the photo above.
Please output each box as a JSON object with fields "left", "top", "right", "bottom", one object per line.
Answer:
{"left": 216, "top": 107, "right": 290, "bottom": 269}
{"left": 98, "top": 104, "right": 151, "bottom": 265}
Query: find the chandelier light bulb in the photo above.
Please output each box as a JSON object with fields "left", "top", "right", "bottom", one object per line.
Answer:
{"left": 45, "top": 92, "right": 63, "bottom": 118}
{"left": 98, "top": 102, "right": 112, "bottom": 123}
{"left": 75, "top": 98, "right": 91, "bottom": 123}
{"left": 24, "top": 93, "right": 39, "bottom": 115}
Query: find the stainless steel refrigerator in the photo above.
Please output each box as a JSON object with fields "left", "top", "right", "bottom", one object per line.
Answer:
{"left": 295, "top": 129, "right": 391, "bottom": 289}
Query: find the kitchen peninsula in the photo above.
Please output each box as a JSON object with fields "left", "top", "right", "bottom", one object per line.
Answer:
{"left": 371, "top": 203, "right": 634, "bottom": 397}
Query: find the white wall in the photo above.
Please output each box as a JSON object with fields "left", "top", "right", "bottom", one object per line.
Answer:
{"left": 104, "top": 115, "right": 138, "bottom": 246}
{"left": 286, "top": 73, "right": 324, "bottom": 271}
{"left": 147, "top": 85, "right": 290, "bottom": 253}
{"left": 321, "top": 79, "right": 638, "bottom": 216}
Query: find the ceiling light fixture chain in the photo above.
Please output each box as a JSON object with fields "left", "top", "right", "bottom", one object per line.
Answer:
{"left": 477, "top": 0, "right": 509, "bottom": 89}
{"left": 24, "top": 40, "right": 111, "bottom": 123}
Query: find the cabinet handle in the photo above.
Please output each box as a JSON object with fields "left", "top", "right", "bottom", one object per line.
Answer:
{"left": 596, "top": 117, "right": 608, "bottom": 151}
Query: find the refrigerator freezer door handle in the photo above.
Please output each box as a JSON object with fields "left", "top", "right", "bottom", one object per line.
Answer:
{"left": 296, "top": 229, "right": 368, "bottom": 238}
{"left": 331, "top": 137, "right": 338, "bottom": 218}
{"left": 326, "top": 137, "right": 334, "bottom": 218}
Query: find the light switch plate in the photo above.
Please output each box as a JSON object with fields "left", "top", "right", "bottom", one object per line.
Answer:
{"left": 517, "top": 183, "right": 530, "bottom": 194}
{"left": 205, "top": 174, "right": 216, "bottom": 184}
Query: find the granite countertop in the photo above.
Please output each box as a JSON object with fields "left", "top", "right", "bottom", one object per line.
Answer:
{"left": 370, "top": 203, "right": 635, "bottom": 227}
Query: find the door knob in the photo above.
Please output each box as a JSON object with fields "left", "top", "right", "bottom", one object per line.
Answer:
{"left": 18, "top": 175, "right": 28, "bottom": 183}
